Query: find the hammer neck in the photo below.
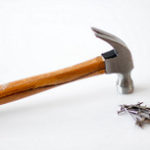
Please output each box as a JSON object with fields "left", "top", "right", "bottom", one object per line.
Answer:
{"left": 116, "top": 72, "right": 134, "bottom": 94}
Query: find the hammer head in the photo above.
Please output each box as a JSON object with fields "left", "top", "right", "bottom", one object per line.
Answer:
{"left": 92, "top": 27, "right": 134, "bottom": 94}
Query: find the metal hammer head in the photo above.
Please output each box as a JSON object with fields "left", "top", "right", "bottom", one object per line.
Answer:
{"left": 92, "top": 27, "right": 134, "bottom": 94}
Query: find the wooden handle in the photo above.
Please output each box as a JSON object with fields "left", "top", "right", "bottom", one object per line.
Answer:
{"left": 0, "top": 56, "right": 105, "bottom": 105}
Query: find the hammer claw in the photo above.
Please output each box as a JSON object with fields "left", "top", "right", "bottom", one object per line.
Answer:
{"left": 91, "top": 27, "right": 127, "bottom": 48}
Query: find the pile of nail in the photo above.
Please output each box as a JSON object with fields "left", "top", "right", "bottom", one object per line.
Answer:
{"left": 118, "top": 102, "right": 150, "bottom": 127}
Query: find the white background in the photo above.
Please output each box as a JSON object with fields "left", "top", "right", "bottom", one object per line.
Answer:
{"left": 0, "top": 0, "right": 150, "bottom": 149}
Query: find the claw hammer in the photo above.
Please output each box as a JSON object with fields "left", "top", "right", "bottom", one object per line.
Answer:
{"left": 0, "top": 27, "right": 134, "bottom": 105}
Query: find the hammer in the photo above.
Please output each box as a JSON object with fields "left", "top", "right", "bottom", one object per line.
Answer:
{"left": 0, "top": 27, "right": 134, "bottom": 105}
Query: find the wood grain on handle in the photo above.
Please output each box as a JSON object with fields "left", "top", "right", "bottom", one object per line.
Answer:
{"left": 0, "top": 56, "right": 105, "bottom": 105}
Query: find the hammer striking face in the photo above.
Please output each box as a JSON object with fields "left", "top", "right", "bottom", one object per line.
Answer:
{"left": 0, "top": 27, "right": 134, "bottom": 105}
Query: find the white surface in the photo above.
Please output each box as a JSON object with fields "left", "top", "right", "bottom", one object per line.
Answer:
{"left": 0, "top": 0, "right": 150, "bottom": 149}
